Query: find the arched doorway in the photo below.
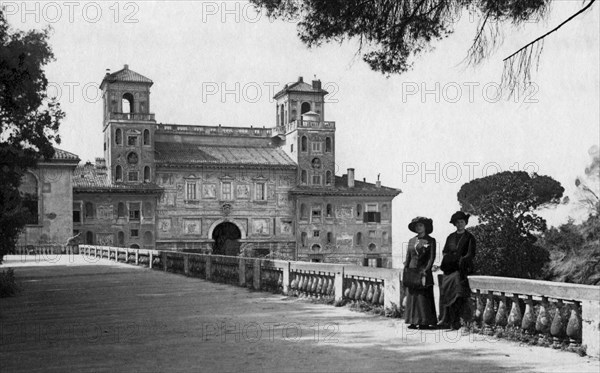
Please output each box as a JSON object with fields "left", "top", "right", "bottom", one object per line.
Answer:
{"left": 212, "top": 222, "right": 242, "bottom": 256}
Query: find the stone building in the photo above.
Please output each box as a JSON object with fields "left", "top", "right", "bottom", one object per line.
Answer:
{"left": 19, "top": 65, "right": 401, "bottom": 267}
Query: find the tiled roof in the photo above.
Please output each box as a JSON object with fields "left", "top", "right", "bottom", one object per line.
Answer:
{"left": 274, "top": 79, "right": 328, "bottom": 99}
{"left": 290, "top": 176, "right": 401, "bottom": 197}
{"left": 155, "top": 142, "right": 297, "bottom": 169}
{"left": 48, "top": 148, "right": 80, "bottom": 162}
{"left": 100, "top": 65, "right": 153, "bottom": 88}
{"left": 73, "top": 163, "right": 162, "bottom": 193}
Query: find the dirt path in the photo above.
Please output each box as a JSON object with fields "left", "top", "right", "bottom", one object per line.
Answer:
{"left": 1, "top": 256, "right": 598, "bottom": 372}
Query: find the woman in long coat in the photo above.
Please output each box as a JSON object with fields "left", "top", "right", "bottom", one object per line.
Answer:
{"left": 438, "top": 211, "right": 476, "bottom": 330}
{"left": 404, "top": 217, "right": 437, "bottom": 329}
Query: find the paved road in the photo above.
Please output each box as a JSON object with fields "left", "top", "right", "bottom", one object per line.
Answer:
{"left": 1, "top": 255, "right": 598, "bottom": 373}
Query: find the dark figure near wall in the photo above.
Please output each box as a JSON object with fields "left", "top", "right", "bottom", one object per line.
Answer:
{"left": 404, "top": 217, "right": 438, "bottom": 330}
{"left": 438, "top": 211, "right": 476, "bottom": 330}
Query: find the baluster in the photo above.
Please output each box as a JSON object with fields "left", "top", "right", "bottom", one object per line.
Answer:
{"left": 507, "top": 294, "right": 522, "bottom": 329}
{"left": 316, "top": 276, "right": 324, "bottom": 294}
{"left": 354, "top": 281, "right": 363, "bottom": 301}
{"left": 366, "top": 283, "right": 374, "bottom": 303}
{"left": 360, "top": 281, "right": 369, "bottom": 301}
{"left": 378, "top": 283, "right": 385, "bottom": 305}
{"left": 306, "top": 275, "right": 314, "bottom": 295}
{"left": 550, "top": 299, "right": 566, "bottom": 348}
{"left": 474, "top": 290, "right": 484, "bottom": 324}
{"left": 536, "top": 297, "right": 551, "bottom": 341}
{"left": 372, "top": 283, "right": 380, "bottom": 304}
{"left": 327, "top": 276, "right": 335, "bottom": 296}
{"left": 483, "top": 291, "right": 495, "bottom": 334}
{"left": 311, "top": 275, "right": 319, "bottom": 294}
{"left": 348, "top": 280, "right": 357, "bottom": 299}
{"left": 521, "top": 296, "right": 535, "bottom": 333}
{"left": 277, "top": 273, "right": 283, "bottom": 288}
{"left": 495, "top": 293, "right": 508, "bottom": 328}
{"left": 566, "top": 302, "right": 582, "bottom": 347}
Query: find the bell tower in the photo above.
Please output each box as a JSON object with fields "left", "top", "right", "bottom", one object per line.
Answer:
{"left": 100, "top": 65, "right": 156, "bottom": 185}
{"left": 274, "top": 76, "right": 335, "bottom": 188}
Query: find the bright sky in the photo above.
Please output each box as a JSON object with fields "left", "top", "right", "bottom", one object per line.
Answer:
{"left": 4, "top": 1, "right": 599, "bottom": 251}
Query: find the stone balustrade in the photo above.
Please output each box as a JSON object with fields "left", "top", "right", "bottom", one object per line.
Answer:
{"left": 14, "top": 244, "right": 78, "bottom": 255}
{"left": 77, "top": 245, "right": 599, "bottom": 358}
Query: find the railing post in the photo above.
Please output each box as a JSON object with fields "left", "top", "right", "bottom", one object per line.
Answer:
{"left": 162, "top": 251, "right": 168, "bottom": 271}
{"left": 135, "top": 249, "right": 139, "bottom": 265}
{"left": 582, "top": 299, "right": 600, "bottom": 358}
{"left": 334, "top": 267, "right": 344, "bottom": 302}
{"left": 206, "top": 255, "right": 212, "bottom": 280}
{"left": 149, "top": 251, "right": 153, "bottom": 269}
{"left": 253, "top": 258, "right": 261, "bottom": 290}
{"left": 383, "top": 270, "right": 401, "bottom": 310}
{"left": 238, "top": 258, "right": 246, "bottom": 287}
{"left": 282, "top": 262, "right": 291, "bottom": 295}
{"left": 183, "top": 254, "right": 190, "bottom": 276}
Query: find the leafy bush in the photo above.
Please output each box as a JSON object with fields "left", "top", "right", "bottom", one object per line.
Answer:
{"left": 0, "top": 268, "right": 19, "bottom": 297}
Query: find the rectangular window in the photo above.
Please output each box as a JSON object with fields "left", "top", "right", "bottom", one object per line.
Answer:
{"left": 368, "top": 258, "right": 378, "bottom": 268}
{"left": 312, "top": 174, "right": 321, "bottom": 185}
{"left": 73, "top": 202, "right": 81, "bottom": 223}
{"left": 255, "top": 183, "right": 266, "bottom": 201}
{"left": 364, "top": 212, "right": 381, "bottom": 223}
{"left": 369, "top": 230, "right": 376, "bottom": 238}
{"left": 311, "top": 141, "right": 322, "bottom": 153}
{"left": 127, "top": 136, "right": 138, "bottom": 146}
{"left": 221, "top": 182, "right": 232, "bottom": 200}
{"left": 313, "top": 230, "right": 320, "bottom": 237}
{"left": 130, "top": 229, "right": 139, "bottom": 238}
{"left": 366, "top": 203, "right": 378, "bottom": 212}
{"left": 186, "top": 182, "right": 197, "bottom": 200}
{"left": 312, "top": 206, "right": 322, "bottom": 220}
{"left": 128, "top": 171, "right": 138, "bottom": 182}
{"left": 128, "top": 202, "right": 141, "bottom": 221}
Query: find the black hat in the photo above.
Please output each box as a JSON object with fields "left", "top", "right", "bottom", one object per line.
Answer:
{"left": 408, "top": 217, "right": 433, "bottom": 234}
{"left": 449, "top": 211, "right": 470, "bottom": 225}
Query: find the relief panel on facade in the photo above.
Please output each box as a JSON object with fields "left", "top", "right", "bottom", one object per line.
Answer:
{"left": 279, "top": 220, "right": 292, "bottom": 235}
{"left": 97, "top": 204, "right": 113, "bottom": 220}
{"left": 182, "top": 219, "right": 201, "bottom": 235}
{"left": 236, "top": 184, "right": 250, "bottom": 199}
{"left": 96, "top": 233, "right": 114, "bottom": 246}
{"left": 203, "top": 184, "right": 216, "bottom": 199}
{"left": 252, "top": 218, "right": 270, "bottom": 236}
{"left": 335, "top": 206, "right": 353, "bottom": 220}
{"left": 158, "top": 218, "right": 172, "bottom": 233}
{"left": 277, "top": 193, "right": 289, "bottom": 208}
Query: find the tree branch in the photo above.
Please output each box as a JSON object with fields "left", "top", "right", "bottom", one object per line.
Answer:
{"left": 503, "top": 0, "right": 597, "bottom": 62}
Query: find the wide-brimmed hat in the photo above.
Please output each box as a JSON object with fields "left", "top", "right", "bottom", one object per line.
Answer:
{"left": 408, "top": 217, "right": 433, "bottom": 234}
{"left": 449, "top": 211, "right": 470, "bottom": 225}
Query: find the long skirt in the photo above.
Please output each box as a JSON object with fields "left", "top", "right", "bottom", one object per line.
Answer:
{"left": 439, "top": 271, "right": 472, "bottom": 325}
{"left": 405, "top": 285, "right": 437, "bottom": 325}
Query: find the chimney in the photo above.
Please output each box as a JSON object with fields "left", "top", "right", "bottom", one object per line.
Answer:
{"left": 376, "top": 173, "right": 381, "bottom": 188}
{"left": 95, "top": 157, "right": 106, "bottom": 169}
{"left": 124, "top": 64, "right": 129, "bottom": 70}
{"left": 312, "top": 79, "right": 321, "bottom": 90}
{"left": 105, "top": 68, "right": 110, "bottom": 76}
{"left": 298, "top": 76, "right": 303, "bottom": 83}
{"left": 347, "top": 168, "right": 355, "bottom": 188}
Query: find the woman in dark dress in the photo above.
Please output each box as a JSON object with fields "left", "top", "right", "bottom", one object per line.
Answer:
{"left": 404, "top": 217, "right": 437, "bottom": 329}
{"left": 438, "top": 211, "right": 476, "bottom": 330}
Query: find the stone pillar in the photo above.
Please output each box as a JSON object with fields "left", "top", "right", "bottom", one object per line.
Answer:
{"left": 383, "top": 270, "right": 401, "bottom": 310}
{"left": 162, "top": 251, "right": 168, "bottom": 271}
{"left": 239, "top": 258, "right": 246, "bottom": 287}
{"left": 135, "top": 250, "right": 139, "bottom": 265}
{"left": 334, "top": 267, "right": 344, "bottom": 302}
{"left": 206, "top": 255, "right": 212, "bottom": 280}
{"left": 281, "top": 262, "right": 291, "bottom": 295}
{"left": 582, "top": 299, "right": 600, "bottom": 358}
{"left": 253, "top": 258, "right": 261, "bottom": 290}
{"left": 183, "top": 254, "right": 190, "bottom": 276}
{"left": 149, "top": 251, "right": 153, "bottom": 269}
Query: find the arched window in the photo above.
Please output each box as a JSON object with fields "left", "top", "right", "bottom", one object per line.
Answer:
{"left": 382, "top": 231, "right": 389, "bottom": 245}
{"left": 117, "top": 202, "right": 126, "bottom": 218}
{"left": 301, "top": 170, "right": 307, "bottom": 184}
{"left": 122, "top": 93, "right": 134, "bottom": 113}
{"left": 301, "top": 136, "right": 307, "bottom": 152}
{"left": 327, "top": 232, "right": 333, "bottom": 244}
{"left": 325, "top": 171, "right": 332, "bottom": 185}
{"left": 300, "top": 203, "right": 307, "bottom": 220}
{"left": 144, "top": 166, "right": 151, "bottom": 182}
{"left": 279, "top": 104, "right": 284, "bottom": 125}
{"left": 115, "top": 128, "right": 122, "bottom": 145}
{"left": 356, "top": 232, "right": 363, "bottom": 246}
{"left": 356, "top": 204, "right": 362, "bottom": 218}
{"left": 301, "top": 102, "right": 311, "bottom": 115}
{"left": 19, "top": 172, "right": 38, "bottom": 225}
{"left": 86, "top": 231, "right": 94, "bottom": 244}
{"left": 326, "top": 203, "right": 332, "bottom": 217}
{"left": 325, "top": 137, "right": 332, "bottom": 152}
{"left": 117, "top": 231, "right": 125, "bottom": 246}
{"left": 301, "top": 232, "right": 308, "bottom": 247}
{"left": 130, "top": 244, "right": 140, "bottom": 249}
{"left": 143, "top": 231, "right": 153, "bottom": 245}
{"left": 115, "top": 165, "right": 123, "bottom": 182}
{"left": 84, "top": 202, "right": 94, "bottom": 219}
{"left": 291, "top": 109, "right": 297, "bottom": 121}
{"left": 143, "top": 129, "right": 150, "bottom": 145}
